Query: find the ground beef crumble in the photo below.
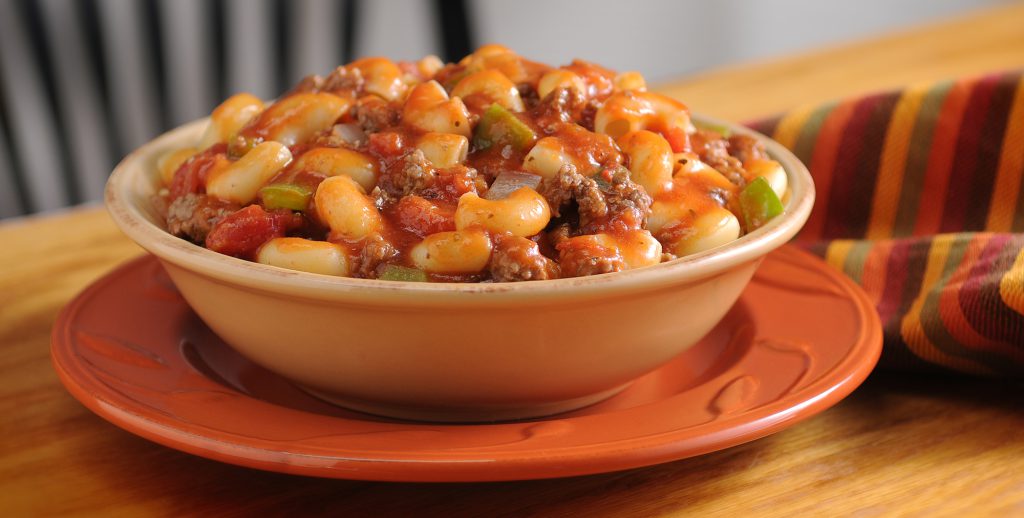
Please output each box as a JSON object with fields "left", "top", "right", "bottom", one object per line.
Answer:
{"left": 689, "top": 129, "right": 769, "bottom": 187}
{"left": 534, "top": 87, "right": 586, "bottom": 129}
{"left": 321, "top": 66, "right": 364, "bottom": 95}
{"left": 539, "top": 164, "right": 607, "bottom": 221}
{"left": 489, "top": 234, "right": 559, "bottom": 282}
{"left": 600, "top": 164, "right": 653, "bottom": 229}
{"left": 356, "top": 234, "right": 400, "bottom": 278}
{"left": 165, "top": 193, "right": 239, "bottom": 244}
{"left": 728, "top": 134, "right": 768, "bottom": 164}
{"left": 353, "top": 96, "right": 399, "bottom": 133}
{"left": 378, "top": 150, "right": 437, "bottom": 198}
{"left": 557, "top": 238, "right": 627, "bottom": 278}
{"left": 539, "top": 164, "right": 651, "bottom": 230}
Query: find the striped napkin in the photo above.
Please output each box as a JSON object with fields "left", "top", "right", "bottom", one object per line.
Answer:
{"left": 748, "top": 71, "right": 1024, "bottom": 377}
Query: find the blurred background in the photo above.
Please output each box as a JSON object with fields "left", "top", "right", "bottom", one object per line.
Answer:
{"left": 0, "top": 0, "right": 1013, "bottom": 218}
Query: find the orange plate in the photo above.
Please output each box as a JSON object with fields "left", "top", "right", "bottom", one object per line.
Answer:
{"left": 51, "top": 245, "right": 881, "bottom": 482}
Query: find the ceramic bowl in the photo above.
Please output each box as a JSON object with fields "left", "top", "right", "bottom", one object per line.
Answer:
{"left": 104, "top": 115, "right": 814, "bottom": 422}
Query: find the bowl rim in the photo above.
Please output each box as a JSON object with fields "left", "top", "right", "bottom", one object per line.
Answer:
{"left": 105, "top": 114, "right": 815, "bottom": 303}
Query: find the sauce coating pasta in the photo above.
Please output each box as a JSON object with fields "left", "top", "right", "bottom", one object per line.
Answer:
{"left": 158, "top": 46, "right": 785, "bottom": 282}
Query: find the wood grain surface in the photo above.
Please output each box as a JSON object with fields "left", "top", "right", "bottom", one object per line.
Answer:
{"left": 4, "top": 4, "right": 1024, "bottom": 516}
{"left": 656, "top": 2, "right": 1024, "bottom": 122}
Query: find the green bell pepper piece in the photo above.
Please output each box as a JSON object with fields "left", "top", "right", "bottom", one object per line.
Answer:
{"left": 473, "top": 103, "right": 537, "bottom": 151}
{"left": 697, "top": 121, "right": 732, "bottom": 138}
{"left": 739, "top": 177, "right": 784, "bottom": 231}
{"left": 260, "top": 183, "right": 312, "bottom": 211}
{"left": 379, "top": 264, "right": 429, "bottom": 282}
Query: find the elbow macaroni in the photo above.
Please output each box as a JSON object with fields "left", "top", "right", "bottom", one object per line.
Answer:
{"left": 409, "top": 229, "right": 493, "bottom": 274}
{"left": 314, "top": 175, "right": 382, "bottom": 241}
{"left": 451, "top": 70, "right": 525, "bottom": 112}
{"left": 257, "top": 237, "right": 351, "bottom": 276}
{"left": 459, "top": 44, "right": 532, "bottom": 84}
{"left": 537, "top": 70, "right": 587, "bottom": 99}
{"left": 618, "top": 130, "right": 674, "bottom": 196}
{"left": 206, "top": 141, "right": 292, "bottom": 204}
{"left": 522, "top": 137, "right": 573, "bottom": 178}
{"left": 454, "top": 187, "right": 551, "bottom": 237}
{"left": 199, "top": 93, "right": 264, "bottom": 149}
{"left": 416, "top": 132, "right": 469, "bottom": 168}
{"left": 669, "top": 207, "right": 741, "bottom": 256}
{"left": 594, "top": 91, "right": 691, "bottom": 139}
{"left": 291, "top": 147, "right": 379, "bottom": 192}
{"left": 613, "top": 71, "right": 646, "bottom": 92}
{"left": 156, "top": 147, "right": 198, "bottom": 186}
{"left": 243, "top": 93, "right": 350, "bottom": 148}
{"left": 403, "top": 81, "right": 472, "bottom": 137}
{"left": 414, "top": 55, "right": 444, "bottom": 78}
{"left": 522, "top": 125, "right": 620, "bottom": 178}
{"left": 347, "top": 57, "right": 407, "bottom": 101}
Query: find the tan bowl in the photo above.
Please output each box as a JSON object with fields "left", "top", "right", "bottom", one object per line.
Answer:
{"left": 105, "top": 116, "right": 814, "bottom": 422}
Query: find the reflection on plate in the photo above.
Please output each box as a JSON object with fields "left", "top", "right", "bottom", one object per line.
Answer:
{"left": 51, "top": 246, "right": 881, "bottom": 482}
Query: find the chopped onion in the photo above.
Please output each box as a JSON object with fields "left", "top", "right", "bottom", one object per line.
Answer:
{"left": 485, "top": 171, "right": 543, "bottom": 200}
{"left": 331, "top": 123, "right": 367, "bottom": 146}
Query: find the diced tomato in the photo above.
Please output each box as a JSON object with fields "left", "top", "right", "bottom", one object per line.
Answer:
{"left": 417, "top": 169, "right": 482, "bottom": 204}
{"left": 662, "top": 126, "right": 690, "bottom": 154}
{"left": 556, "top": 236, "right": 625, "bottom": 278}
{"left": 448, "top": 168, "right": 481, "bottom": 197}
{"left": 205, "top": 205, "right": 302, "bottom": 259}
{"left": 583, "top": 210, "right": 645, "bottom": 236}
{"left": 367, "top": 132, "right": 405, "bottom": 159}
{"left": 390, "top": 195, "right": 456, "bottom": 237}
{"left": 170, "top": 143, "right": 228, "bottom": 200}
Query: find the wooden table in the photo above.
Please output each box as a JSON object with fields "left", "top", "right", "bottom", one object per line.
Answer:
{"left": 4, "top": 5, "right": 1024, "bottom": 516}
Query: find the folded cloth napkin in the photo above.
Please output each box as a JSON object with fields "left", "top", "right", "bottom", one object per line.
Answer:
{"left": 747, "top": 71, "right": 1024, "bottom": 377}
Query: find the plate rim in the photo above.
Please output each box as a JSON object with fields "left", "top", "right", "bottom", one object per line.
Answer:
{"left": 51, "top": 245, "right": 882, "bottom": 482}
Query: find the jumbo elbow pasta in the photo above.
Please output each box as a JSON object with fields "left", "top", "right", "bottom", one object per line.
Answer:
{"left": 158, "top": 46, "right": 787, "bottom": 282}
